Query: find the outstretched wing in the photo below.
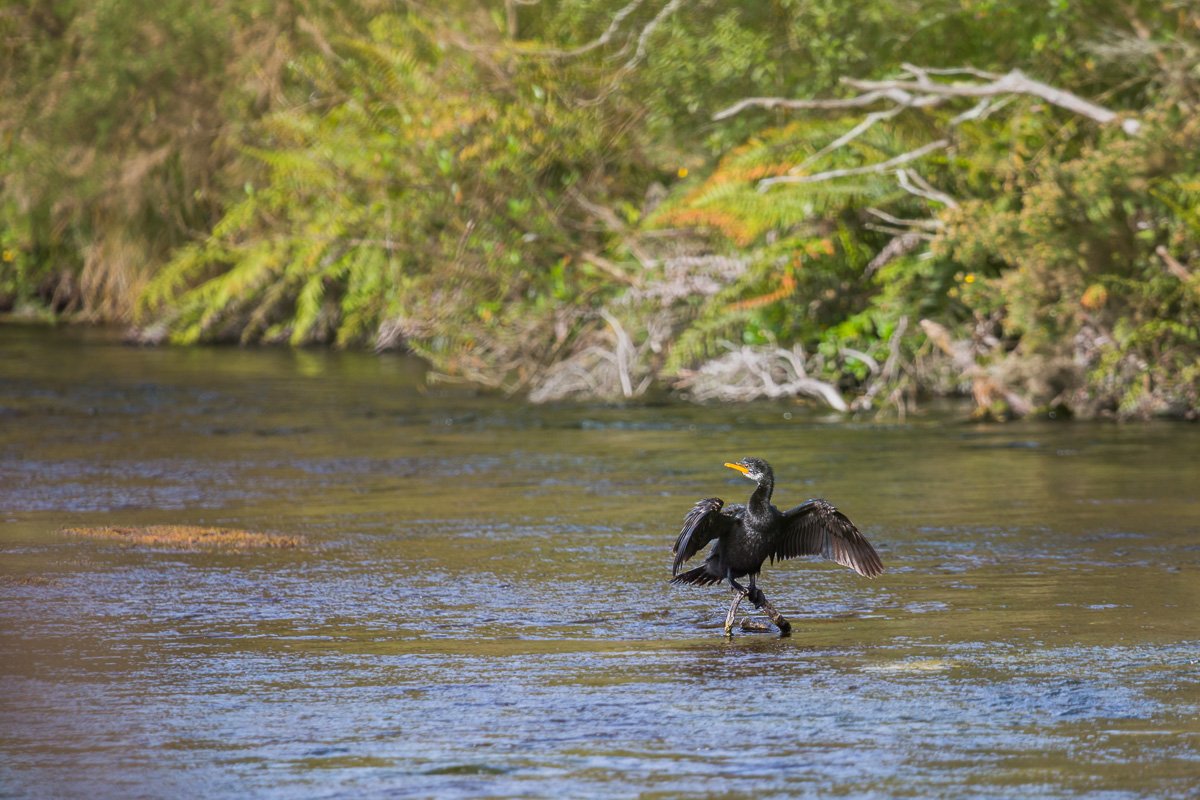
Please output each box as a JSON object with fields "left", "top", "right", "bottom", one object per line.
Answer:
{"left": 772, "top": 499, "right": 884, "bottom": 578}
{"left": 671, "top": 498, "right": 739, "bottom": 576}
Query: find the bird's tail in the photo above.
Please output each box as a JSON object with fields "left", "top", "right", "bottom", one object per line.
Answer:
{"left": 670, "top": 566, "right": 723, "bottom": 587}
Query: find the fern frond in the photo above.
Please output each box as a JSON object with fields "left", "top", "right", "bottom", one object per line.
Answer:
{"left": 138, "top": 243, "right": 222, "bottom": 316}
{"left": 211, "top": 195, "right": 260, "bottom": 240}
{"left": 650, "top": 116, "right": 939, "bottom": 248}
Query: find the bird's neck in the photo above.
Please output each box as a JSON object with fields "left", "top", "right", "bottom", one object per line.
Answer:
{"left": 747, "top": 479, "right": 774, "bottom": 520}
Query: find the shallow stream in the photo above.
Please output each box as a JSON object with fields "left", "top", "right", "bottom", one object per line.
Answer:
{"left": 2, "top": 326, "right": 1198, "bottom": 798}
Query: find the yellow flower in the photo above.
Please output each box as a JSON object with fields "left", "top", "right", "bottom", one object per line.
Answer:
{"left": 677, "top": 167, "right": 689, "bottom": 179}
{"left": 1, "top": 249, "right": 13, "bottom": 262}
{"left": 963, "top": 273, "right": 976, "bottom": 284}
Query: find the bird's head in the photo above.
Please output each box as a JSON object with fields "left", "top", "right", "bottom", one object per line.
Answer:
{"left": 724, "top": 457, "right": 773, "bottom": 484}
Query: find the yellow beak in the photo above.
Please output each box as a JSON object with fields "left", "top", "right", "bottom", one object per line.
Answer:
{"left": 724, "top": 462, "right": 750, "bottom": 476}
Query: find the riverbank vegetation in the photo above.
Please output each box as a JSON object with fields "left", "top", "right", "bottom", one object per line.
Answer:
{"left": 3, "top": 1, "right": 1197, "bottom": 418}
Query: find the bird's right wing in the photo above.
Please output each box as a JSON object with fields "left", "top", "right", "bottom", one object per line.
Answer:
{"left": 773, "top": 499, "right": 884, "bottom": 578}
{"left": 671, "top": 498, "right": 739, "bottom": 575}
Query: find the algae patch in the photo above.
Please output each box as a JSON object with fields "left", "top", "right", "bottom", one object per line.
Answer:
{"left": 0, "top": 575, "right": 59, "bottom": 587}
{"left": 62, "top": 525, "right": 304, "bottom": 551}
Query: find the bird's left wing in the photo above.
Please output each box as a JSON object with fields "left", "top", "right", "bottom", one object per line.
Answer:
{"left": 772, "top": 499, "right": 884, "bottom": 578}
{"left": 671, "top": 498, "right": 738, "bottom": 576}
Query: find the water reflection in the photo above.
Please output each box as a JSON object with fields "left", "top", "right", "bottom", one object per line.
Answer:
{"left": 1, "top": 326, "right": 1198, "bottom": 798}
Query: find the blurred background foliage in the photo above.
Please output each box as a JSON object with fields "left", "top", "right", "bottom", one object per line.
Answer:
{"left": 1, "top": 0, "right": 1197, "bottom": 418}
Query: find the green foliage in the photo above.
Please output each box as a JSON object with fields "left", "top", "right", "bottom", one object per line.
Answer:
{"left": 645, "top": 110, "right": 958, "bottom": 387}
{"left": 934, "top": 109, "right": 1200, "bottom": 416}
{"left": 137, "top": 6, "right": 639, "bottom": 369}
{"left": 0, "top": 0, "right": 334, "bottom": 315}
{"left": 2, "top": 0, "right": 1197, "bottom": 417}
{"left": 631, "top": 1, "right": 1199, "bottom": 417}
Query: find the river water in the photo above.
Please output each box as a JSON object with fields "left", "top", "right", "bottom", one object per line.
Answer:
{"left": 1, "top": 325, "right": 1198, "bottom": 798}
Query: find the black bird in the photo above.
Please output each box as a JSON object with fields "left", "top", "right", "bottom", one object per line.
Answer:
{"left": 671, "top": 457, "right": 883, "bottom": 635}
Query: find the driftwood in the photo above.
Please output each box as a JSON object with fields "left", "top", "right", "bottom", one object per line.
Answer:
{"left": 919, "top": 318, "right": 1034, "bottom": 417}
{"left": 528, "top": 254, "right": 748, "bottom": 403}
{"left": 724, "top": 585, "right": 791, "bottom": 636}
{"left": 674, "top": 344, "right": 848, "bottom": 411}
{"left": 850, "top": 315, "right": 911, "bottom": 417}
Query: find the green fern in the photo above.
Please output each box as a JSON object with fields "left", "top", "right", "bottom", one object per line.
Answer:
{"left": 649, "top": 113, "right": 951, "bottom": 374}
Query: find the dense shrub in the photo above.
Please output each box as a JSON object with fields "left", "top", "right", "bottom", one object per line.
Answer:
{"left": 1, "top": 1, "right": 1196, "bottom": 417}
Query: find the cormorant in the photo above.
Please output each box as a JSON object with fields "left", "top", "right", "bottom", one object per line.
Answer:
{"left": 671, "top": 457, "right": 883, "bottom": 635}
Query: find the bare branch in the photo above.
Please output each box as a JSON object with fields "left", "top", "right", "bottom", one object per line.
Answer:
{"left": 567, "top": 184, "right": 626, "bottom": 230}
{"left": 717, "top": 66, "right": 1139, "bottom": 135}
{"left": 900, "top": 63, "right": 1002, "bottom": 81}
{"left": 844, "top": 68, "right": 1140, "bottom": 134}
{"left": 864, "top": 233, "right": 926, "bottom": 277}
{"left": 567, "top": 185, "right": 656, "bottom": 267}
{"left": 865, "top": 208, "right": 942, "bottom": 229}
{"left": 623, "top": 0, "right": 686, "bottom": 71}
{"left": 1156, "top": 245, "right": 1193, "bottom": 281}
{"left": 794, "top": 104, "right": 915, "bottom": 172}
{"left": 531, "top": 0, "right": 644, "bottom": 58}
{"left": 920, "top": 318, "right": 1034, "bottom": 417}
{"left": 896, "top": 169, "right": 959, "bottom": 208}
{"left": 851, "top": 316, "right": 910, "bottom": 414}
{"left": 840, "top": 347, "right": 880, "bottom": 375}
{"left": 948, "top": 96, "right": 1013, "bottom": 125}
{"left": 759, "top": 139, "right": 949, "bottom": 190}
{"left": 599, "top": 309, "right": 636, "bottom": 398}
{"left": 774, "top": 345, "right": 809, "bottom": 379}
{"left": 865, "top": 223, "right": 932, "bottom": 238}
{"left": 675, "top": 345, "right": 848, "bottom": 411}
{"left": 504, "top": 0, "right": 518, "bottom": 38}
{"left": 581, "top": 251, "right": 643, "bottom": 287}
{"left": 713, "top": 88, "right": 926, "bottom": 121}
{"left": 569, "top": 0, "right": 686, "bottom": 107}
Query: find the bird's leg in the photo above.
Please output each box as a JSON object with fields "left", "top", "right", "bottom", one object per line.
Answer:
{"left": 724, "top": 574, "right": 750, "bottom": 636}
{"left": 745, "top": 585, "right": 791, "bottom": 636}
{"left": 738, "top": 575, "right": 765, "bottom": 632}
{"left": 747, "top": 574, "right": 765, "bottom": 607}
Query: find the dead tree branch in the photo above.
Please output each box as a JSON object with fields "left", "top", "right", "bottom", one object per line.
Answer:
{"left": 1156, "top": 245, "right": 1192, "bottom": 281}
{"left": 843, "top": 66, "right": 1141, "bottom": 134}
{"left": 759, "top": 139, "right": 949, "bottom": 190}
{"left": 715, "top": 65, "right": 1140, "bottom": 135}
{"left": 624, "top": 0, "right": 686, "bottom": 71}
{"left": 599, "top": 309, "right": 640, "bottom": 398}
{"left": 901, "top": 65, "right": 1002, "bottom": 80}
{"left": 525, "top": 0, "right": 684, "bottom": 80}
{"left": 896, "top": 169, "right": 959, "bottom": 208}
{"left": 864, "top": 233, "right": 925, "bottom": 277}
{"left": 714, "top": 88, "right": 933, "bottom": 121}
{"left": 920, "top": 318, "right": 1034, "bottom": 417}
{"left": 532, "top": 0, "right": 644, "bottom": 58}
{"left": 675, "top": 344, "right": 849, "bottom": 411}
{"left": 851, "top": 316, "right": 910, "bottom": 414}
{"left": 795, "top": 104, "right": 915, "bottom": 172}
{"left": 865, "top": 208, "right": 943, "bottom": 230}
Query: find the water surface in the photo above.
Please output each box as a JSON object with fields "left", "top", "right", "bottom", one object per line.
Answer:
{"left": 2, "top": 326, "right": 1198, "bottom": 798}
